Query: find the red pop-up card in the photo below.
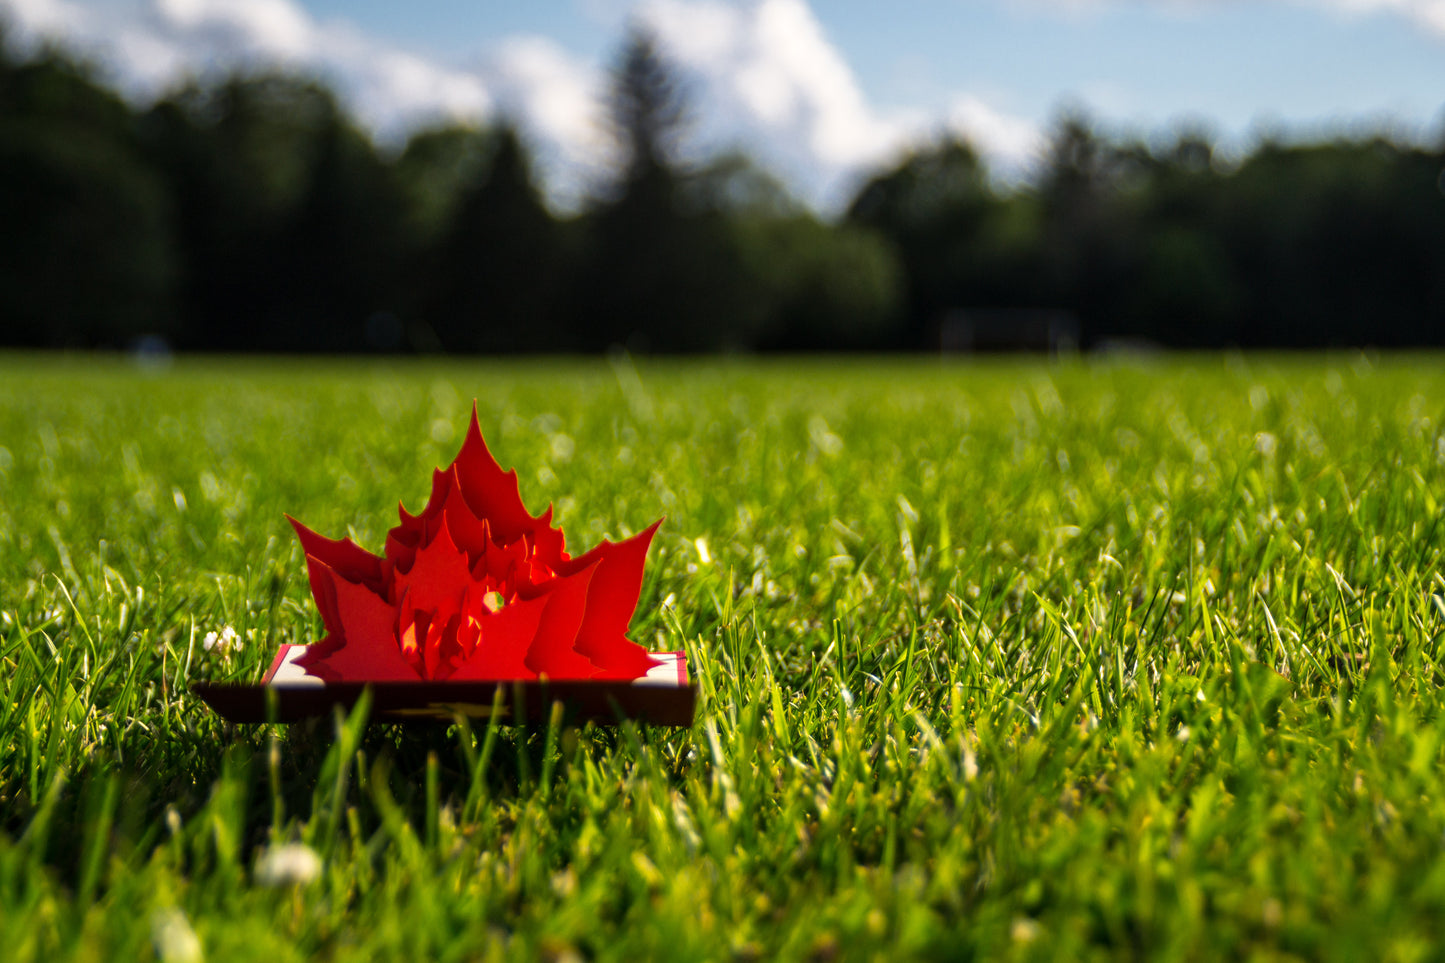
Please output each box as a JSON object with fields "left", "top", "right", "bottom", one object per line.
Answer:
{"left": 193, "top": 407, "right": 693, "bottom": 726}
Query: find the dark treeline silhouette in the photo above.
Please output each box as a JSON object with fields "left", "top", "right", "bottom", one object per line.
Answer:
{"left": 3, "top": 23, "right": 1444, "bottom": 353}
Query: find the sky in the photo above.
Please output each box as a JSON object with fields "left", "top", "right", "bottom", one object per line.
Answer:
{"left": 4, "top": 0, "right": 1444, "bottom": 210}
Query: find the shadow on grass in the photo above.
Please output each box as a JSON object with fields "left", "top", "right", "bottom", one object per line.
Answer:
{"left": 4, "top": 696, "right": 693, "bottom": 896}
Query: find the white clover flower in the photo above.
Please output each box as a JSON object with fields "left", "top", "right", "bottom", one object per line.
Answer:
{"left": 255, "top": 842, "right": 322, "bottom": 887}
{"left": 150, "top": 908, "right": 203, "bottom": 963}
{"left": 202, "top": 626, "right": 240, "bottom": 654}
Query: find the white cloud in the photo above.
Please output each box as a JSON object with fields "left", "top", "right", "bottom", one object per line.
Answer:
{"left": 325, "top": 37, "right": 492, "bottom": 135}
{"left": 0, "top": 0, "right": 1045, "bottom": 210}
{"left": 0, "top": 0, "right": 620, "bottom": 202}
{"left": 141, "top": 0, "right": 495, "bottom": 134}
{"left": 1, "top": 0, "right": 497, "bottom": 132}
{"left": 484, "top": 37, "right": 612, "bottom": 171}
{"left": 5, "top": 0, "right": 85, "bottom": 33}
{"left": 641, "top": 0, "right": 905, "bottom": 201}
{"left": 641, "top": 0, "right": 1041, "bottom": 206}
{"left": 109, "top": 25, "right": 187, "bottom": 86}
{"left": 946, "top": 95, "right": 1046, "bottom": 167}
{"left": 1316, "top": 0, "right": 1445, "bottom": 34}
{"left": 1013, "top": 0, "right": 1445, "bottom": 37}
{"left": 156, "top": 0, "right": 314, "bottom": 60}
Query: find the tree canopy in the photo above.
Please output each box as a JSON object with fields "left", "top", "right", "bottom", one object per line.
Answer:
{"left": 2, "top": 33, "right": 1443, "bottom": 353}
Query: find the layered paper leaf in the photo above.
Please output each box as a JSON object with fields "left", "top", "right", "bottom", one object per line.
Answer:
{"left": 288, "top": 406, "right": 662, "bottom": 682}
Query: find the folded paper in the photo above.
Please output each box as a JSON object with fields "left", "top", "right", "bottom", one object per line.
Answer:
{"left": 194, "top": 406, "right": 693, "bottom": 726}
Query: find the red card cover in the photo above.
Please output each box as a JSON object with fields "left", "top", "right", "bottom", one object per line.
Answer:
{"left": 199, "top": 648, "right": 694, "bottom": 726}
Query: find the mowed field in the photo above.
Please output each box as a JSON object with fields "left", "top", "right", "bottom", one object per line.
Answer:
{"left": 4, "top": 353, "right": 1445, "bottom": 961}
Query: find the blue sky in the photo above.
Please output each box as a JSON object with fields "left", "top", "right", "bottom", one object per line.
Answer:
{"left": 296, "top": 1, "right": 1445, "bottom": 130}
{"left": 5, "top": 0, "right": 1443, "bottom": 209}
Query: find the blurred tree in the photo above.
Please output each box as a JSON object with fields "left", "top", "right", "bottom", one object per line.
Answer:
{"left": 4, "top": 19, "right": 1445, "bottom": 356}
{"left": 683, "top": 151, "right": 798, "bottom": 218}
{"left": 683, "top": 152, "right": 903, "bottom": 349}
{"left": 1221, "top": 138, "right": 1445, "bottom": 346}
{"left": 577, "top": 27, "right": 749, "bottom": 352}
{"left": 731, "top": 214, "right": 902, "bottom": 350}
{"left": 1117, "top": 129, "right": 1242, "bottom": 346}
{"left": 394, "top": 125, "right": 495, "bottom": 251}
{"left": 428, "top": 126, "right": 568, "bottom": 352}
{"left": 139, "top": 72, "right": 415, "bottom": 352}
{"left": 284, "top": 108, "right": 407, "bottom": 351}
{"left": 611, "top": 27, "right": 687, "bottom": 187}
{"left": 140, "top": 74, "right": 348, "bottom": 350}
{"left": 1034, "top": 110, "right": 1142, "bottom": 344}
{"left": 0, "top": 49, "right": 176, "bottom": 346}
{"left": 847, "top": 137, "right": 1035, "bottom": 347}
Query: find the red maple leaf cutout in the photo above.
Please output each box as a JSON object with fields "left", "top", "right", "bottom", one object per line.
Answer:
{"left": 288, "top": 405, "right": 662, "bottom": 682}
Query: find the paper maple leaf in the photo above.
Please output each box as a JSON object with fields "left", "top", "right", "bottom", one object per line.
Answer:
{"left": 287, "top": 408, "right": 662, "bottom": 683}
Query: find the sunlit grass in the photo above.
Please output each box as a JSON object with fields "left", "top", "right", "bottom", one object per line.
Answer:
{"left": 3, "top": 352, "right": 1445, "bottom": 960}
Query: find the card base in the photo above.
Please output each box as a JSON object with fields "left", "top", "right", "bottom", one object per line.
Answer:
{"left": 192, "top": 678, "right": 697, "bottom": 726}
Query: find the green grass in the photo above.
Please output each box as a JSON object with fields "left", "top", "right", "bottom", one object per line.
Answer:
{"left": 3, "top": 352, "right": 1445, "bottom": 961}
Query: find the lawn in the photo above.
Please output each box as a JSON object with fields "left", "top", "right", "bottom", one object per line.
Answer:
{"left": 3, "top": 352, "right": 1445, "bottom": 961}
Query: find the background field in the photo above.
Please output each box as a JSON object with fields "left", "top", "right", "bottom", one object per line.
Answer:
{"left": 4, "top": 354, "right": 1445, "bottom": 961}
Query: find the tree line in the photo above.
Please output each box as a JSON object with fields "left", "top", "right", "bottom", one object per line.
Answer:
{"left": 3, "top": 25, "right": 1444, "bottom": 353}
